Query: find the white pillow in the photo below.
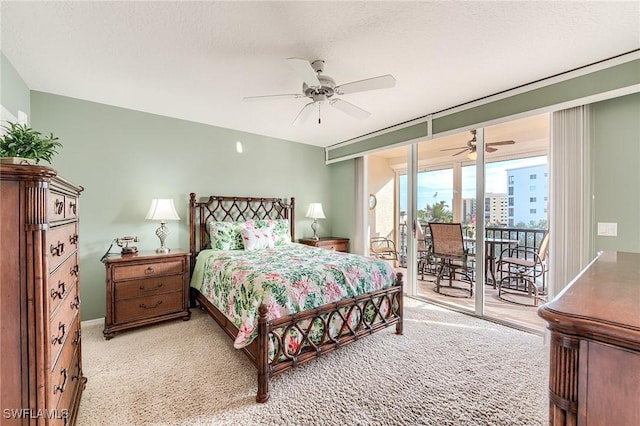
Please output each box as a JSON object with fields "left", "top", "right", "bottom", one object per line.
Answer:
{"left": 240, "top": 227, "right": 275, "bottom": 251}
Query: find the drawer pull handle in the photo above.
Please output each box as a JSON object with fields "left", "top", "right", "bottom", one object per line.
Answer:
{"left": 70, "top": 264, "right": 80, "bottom": 276}
{"left": 53, "top": 367, "right": 68, "bottom": 394}
{"left": 145, "top": 267, "right": 155, "bottom": 274}
{"left": 69, "top": 234, "right": 78, "bottom": 245}
{"left": 139, "top": 282, "right": 163, "bottom": 291}
{"left": 69, "top": 201, "right": 77, "bottom": 215}
{"left": 51, "top": 322, "right": 66, "bottom": 345}
{"left": 55, "top": 199, "right": 64, "bottom": 214}
{"left": 70, "top": 295, "right": 81, "bottom": 310}
{"left": 72, "top": 328, "right": 81, "bottom": 346}
{"left": 139, "top": 300, "right": 163, "bottom": 309}
{"left": 51, "top": 281, "right": 66, "bottom": 300}
{"left": 50, "top": 241, "right": 64, "bottom": 257}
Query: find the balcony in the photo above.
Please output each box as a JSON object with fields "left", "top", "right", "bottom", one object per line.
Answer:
{"left": 394, "top": 223, "right": 547, "bottom": 333}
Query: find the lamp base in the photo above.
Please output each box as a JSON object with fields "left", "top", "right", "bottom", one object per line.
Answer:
{"left": 155, "top": 247, "right": 170, "bottom": 254}
{"left": 311, "top": 220, "right": 320, "bottom": 241}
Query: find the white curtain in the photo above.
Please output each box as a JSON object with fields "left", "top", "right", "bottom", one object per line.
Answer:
{"left": 549, "top": 105, "right": 594, "bottom": 297}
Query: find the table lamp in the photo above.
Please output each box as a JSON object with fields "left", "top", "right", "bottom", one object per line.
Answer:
{"left": 145, "top": 198, "right": 180, "bottom": 253}
{"left": 305, "top": 203, "right": 325, "bottom": 241}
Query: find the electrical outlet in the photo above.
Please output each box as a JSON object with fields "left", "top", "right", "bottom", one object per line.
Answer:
{"left": 597, "top": 222, "right": 617, "bottom": 237}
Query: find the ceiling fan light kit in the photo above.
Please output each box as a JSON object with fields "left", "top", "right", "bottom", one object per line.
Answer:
{"left": 243, "top": 58, "right": 396, "bottom": 125}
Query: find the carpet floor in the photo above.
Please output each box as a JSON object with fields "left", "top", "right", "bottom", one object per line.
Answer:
{"left": 76, "top": 298, "right": 548, "bottom": 425}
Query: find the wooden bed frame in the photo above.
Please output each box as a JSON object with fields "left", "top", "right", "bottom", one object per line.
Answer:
{"left": 188, "top": 193, "right": 404, "bottom": 402}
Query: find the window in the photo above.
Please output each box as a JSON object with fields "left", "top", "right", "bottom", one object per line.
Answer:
{"left": 508, "top": 198, "right": 514, "bottom": 206}
{"left": 508, "top": 208, "right": 514, "bottom": 216}
{"left": 530, "top": 197, "right": 536, "bottom": 202}
{"left": 530, "top": 174, "right": 537, "bottom": 179}
{"left": 508, "top": 187, "right": 514, "bottom": 195}
{"left": 530, "top": 209, "right": 537, "bottom": 214}
{"left": 508, "top": 176, "right": 514, "bottom": 184}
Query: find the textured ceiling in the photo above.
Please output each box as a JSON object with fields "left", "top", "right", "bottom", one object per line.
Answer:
{"left": 1, "top": 1, "right": 639, "bottom": 147}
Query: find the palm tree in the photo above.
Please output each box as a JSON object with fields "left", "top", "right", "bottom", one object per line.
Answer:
{"left": 427, "top": 201, "right": 453, "bottom": 223}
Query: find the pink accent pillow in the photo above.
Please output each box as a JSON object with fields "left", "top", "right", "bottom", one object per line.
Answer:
{"left": 240, "top": 227, "right": 275, "bottom": 251}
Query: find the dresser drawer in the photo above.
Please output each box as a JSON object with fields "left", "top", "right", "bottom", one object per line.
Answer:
{"left": 53, "top": 348, "right": 81, "bottom": 425}
{"left": 48, "top": 190, "right": 79, "bottom": 222}
{"left": 48, "top": 222, "right": 79, "bottom": 272}
{"left": 114, "top": 291, "right": 183, "bottom": 323}
{"left": 113, "top": 259, "right": 184, "bottom": 281}
{"left": 49, "top": 315, "right": 80, "bottom": 412}
{"left": 49, "top": 252, "right": 79, "bottom": 318}
{"left": 50, "top": 284, "right": 80, "bottom": 367}
{"left": 48, "top": 190, "right": 67, "bottom": 222}
{"left": 115, "top": 274, "right": 184, "bottom": 301}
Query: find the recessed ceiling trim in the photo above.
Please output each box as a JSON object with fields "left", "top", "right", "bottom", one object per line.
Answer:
{"left": 326, "top": 50, "right": 640, "bottom": 164}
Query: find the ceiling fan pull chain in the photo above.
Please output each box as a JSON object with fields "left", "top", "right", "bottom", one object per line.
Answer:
{"left": 318, "top": 103, "right": 321, "bottom": 124}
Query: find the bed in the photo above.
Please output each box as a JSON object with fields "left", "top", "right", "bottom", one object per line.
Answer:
{"left": 188, "top": 193, "right": 403, "bottom": 402}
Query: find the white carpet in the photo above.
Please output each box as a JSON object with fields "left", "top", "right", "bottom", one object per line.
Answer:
{"left": 76, "top": 298, "right": 548, "bottom": 425}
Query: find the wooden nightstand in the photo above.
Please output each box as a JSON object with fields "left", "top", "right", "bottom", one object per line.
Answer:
{"left": 102, "top": 250, "right": 191, "bottom": 339}
{"left": 298, "top": 237, "right": 350, "bottom": 253}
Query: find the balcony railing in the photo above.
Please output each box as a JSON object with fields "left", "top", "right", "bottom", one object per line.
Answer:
{"left": 397, "top": 223, "right": 547, "bottom": 268}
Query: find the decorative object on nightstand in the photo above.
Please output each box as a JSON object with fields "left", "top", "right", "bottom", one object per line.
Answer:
{"left": 116, "top": 235, "right": 139, "bottom": 254}
{"left": 102, "top": 250, "right": 191, "bottom": 339}
{"left": 299, "top": 237, "right": 349, "bottom": 253}
{"left": 305, "top": 202, "right": 325, "bottom": 241}
{"left": 146, "top": 198, "right": 180, "bottom": 253}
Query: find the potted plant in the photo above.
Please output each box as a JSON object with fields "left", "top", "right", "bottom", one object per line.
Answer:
{"left": 0, "top": 121, "right": 62, "bottom": 165}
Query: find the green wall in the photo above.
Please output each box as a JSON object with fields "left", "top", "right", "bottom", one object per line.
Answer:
{"left": 30, "top": 92, "right": 334, "bottom": 320}
{"left": 592, "top": 92, "right": 640, "bottom": 253}
{"left": 1, "top": 52, "right": 30, "bottom": 119}
{"left": 329, "top": 159, "right": 356, "bottom": 241}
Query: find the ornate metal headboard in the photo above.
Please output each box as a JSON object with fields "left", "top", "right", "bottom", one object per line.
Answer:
{"left": 188, "top": 193, "right": 295, "bottom": 272}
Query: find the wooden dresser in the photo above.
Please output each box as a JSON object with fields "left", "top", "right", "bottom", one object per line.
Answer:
{"left": 102, "top": 251, "right": 191, "bottom": 339}
{"left": 298, "top": 237, "right": 350, "bottom": 252}
{"left": 0, "top": 164, "right": 86, "bottom": 425}
{"left": 538, "top": 251, "right": 640, "bottom": 426}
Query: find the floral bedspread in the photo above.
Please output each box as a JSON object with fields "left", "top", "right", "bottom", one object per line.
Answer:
{"left": 190, "top": 243, "right": 397, "bottom": 349}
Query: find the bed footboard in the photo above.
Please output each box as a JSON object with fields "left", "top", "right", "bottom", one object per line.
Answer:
{"left": 256, "top": 272, "right": 403, "bottom": 403}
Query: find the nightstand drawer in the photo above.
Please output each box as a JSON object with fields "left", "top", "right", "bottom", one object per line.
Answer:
{"left": 113, "top": 259, "right": 184, "bottom": 280}
{"left": 299, "top": 237, "right": 350, "bottom": 253}
{"left": 115, "top": 275, "right": 183, "bottom": 300}
{"left": 318, "top": 241, "right": 349, "bottom": 252}
{"left": 114, "top": 291, "right": 183, "bottom": 323}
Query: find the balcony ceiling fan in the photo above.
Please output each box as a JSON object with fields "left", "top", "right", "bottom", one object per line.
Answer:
{"left": 243, "top": 58, "right": 396, "bottom": 125}
{"left": 441, "top": 130, "right": 516, "bottom": 158}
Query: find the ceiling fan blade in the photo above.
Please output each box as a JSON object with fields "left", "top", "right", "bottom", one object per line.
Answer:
{"left": 486, "top": 146, "right": 498, "bottom": 153}
{"left": 292, "top": 102, "right": 316, "bottom": 126}
{"left": 441, "top": 146, "right": 468, "bottom": 152}
{"left": 330, "top": 99, "right": 371, "bottom": 120}
{"left": 486, "top": 140, "right": 516, "bottom": 146}
{"left": 243, "top": 93, "right": 305, "bottom": 101}
{"left": 335, "top": 74, "right": 396, "bottom": 95}
{"left": 287, "top": 58, "right": 321, "bottom": 87}
{"left": 453, "top": 148, "right": 470, "bottom": 156}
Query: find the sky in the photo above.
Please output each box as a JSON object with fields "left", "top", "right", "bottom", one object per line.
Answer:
{"left": 399, "top": 156, "right": 547, "bottom": 211}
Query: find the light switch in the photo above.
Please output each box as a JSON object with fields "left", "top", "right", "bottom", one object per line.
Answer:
{"left": 597, "top": 222, "right": 617, "bottom": 237}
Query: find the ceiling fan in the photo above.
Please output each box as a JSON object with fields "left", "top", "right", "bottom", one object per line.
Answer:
{"left": 441, "top": 130, "right": 515, "bottom": 159}
{"left": 243, "top": 58, "right": 396, "bottom": 125}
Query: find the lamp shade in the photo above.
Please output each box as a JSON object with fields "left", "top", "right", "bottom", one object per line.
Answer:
{"left": 145, "top": 199, "right": 180, "bottom": 221}
{"left": 467, "top": 150, "right": 477, "bottom": 161}
{"left": 305, "top": 203, "right": 326, "bottom": 219}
